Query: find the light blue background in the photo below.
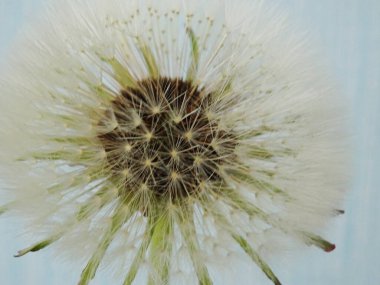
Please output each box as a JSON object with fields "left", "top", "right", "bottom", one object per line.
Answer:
{"left": 0, "top": 0, "right": 379, "bottom": 284}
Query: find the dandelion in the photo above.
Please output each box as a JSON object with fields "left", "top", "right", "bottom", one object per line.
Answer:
{"left": 0, "top": 0, "right": 349, "bottom": 284}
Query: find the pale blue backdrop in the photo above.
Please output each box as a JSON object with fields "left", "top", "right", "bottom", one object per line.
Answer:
{"left": 0, "top": 0, "right": 379, "bottom": 284}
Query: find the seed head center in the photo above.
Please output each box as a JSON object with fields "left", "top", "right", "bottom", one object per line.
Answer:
{"left": 97, "top": 77, "right": 236, "bottom": 201}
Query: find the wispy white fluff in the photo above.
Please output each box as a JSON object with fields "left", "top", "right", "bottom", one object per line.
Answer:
{"left": 0, "top": 0, "right": 350, "bottom": 284}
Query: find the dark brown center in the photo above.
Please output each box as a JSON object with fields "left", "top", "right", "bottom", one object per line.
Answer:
{"left": 97, "top": 77, "right": 236, "bottom": 201}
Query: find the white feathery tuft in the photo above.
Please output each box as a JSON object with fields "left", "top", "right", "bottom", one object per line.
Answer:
{"left": 0, "top": 0, "right": 351, "bottom": 284}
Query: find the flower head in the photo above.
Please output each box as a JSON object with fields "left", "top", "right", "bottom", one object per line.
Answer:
{"left": 0, "top": 0, "right": 349, "bottom": 284}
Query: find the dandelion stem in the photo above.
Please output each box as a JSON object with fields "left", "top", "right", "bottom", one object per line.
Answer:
{"left": 233, "top": 235, "right": 282, "bottom": 285}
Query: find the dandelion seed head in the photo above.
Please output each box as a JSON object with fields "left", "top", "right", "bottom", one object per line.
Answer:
{"left": 0, "top": 0, "right": 351, "bottom": 284}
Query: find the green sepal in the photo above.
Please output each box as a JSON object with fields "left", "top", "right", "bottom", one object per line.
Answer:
{"left": 225, "top": 168, "right": 286, "bottom": 195}
{"left": 247, "top": 146, "right": 274, "bottom": 159}
{"left": 238, "top": 126, "right": 275, "bottom": 140}
{"left": 78, "top": 206, "right": 130, "bottom": 285}
{"left": 303, "top": 232, "right": 336, "bottom": 252}
{"left": 139, "top": 42, "right": 159, "bottom": 78}
{"left": 233, "top": 235, "right": 281, "bottom": 285}
{"left": 177, "top": 207, "right": 213, "bottom": 285}
{"left": 147, "top": 212, "right": 173, "bottom": 285}
{"left": 47, "top": 136, "right": 92, "bottom": 145}
{"left": 186, "top": 27, "right": 200, "bottom": 81}
{"left": 97, "top": 54, "right": 136, "bottom": 89}
{"left": 93, "top": 85, "right": 115, "bottom": 101}
{"left": 123, "top": 220, "right": 154, "bottom": 285}
{"left": 334, "top": 209, "right": 345, "bottom": 216}
{"left": 0, "top": 205, "right": 8, "bottom": 215}
{"left": 15, "top": 236, "right": 60, "bottom": 257}
{"left": 204, "top": 196, "right": 280, "bottom": 285}
{"left": 76, "top": 185, "right": 115, "bottom": 221}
